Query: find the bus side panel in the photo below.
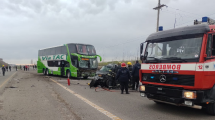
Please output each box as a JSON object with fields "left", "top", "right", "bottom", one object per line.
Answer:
{"left": 65, "top": 44, "right": 78, "bottom": 78}
{"left": 37, "top": 59, "right": 44, "bottom": 73}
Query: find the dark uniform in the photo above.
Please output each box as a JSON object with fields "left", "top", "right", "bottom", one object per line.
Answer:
{"left": 6, "top": 66, "right": 8, "bottom": 72}
{"left": 116, "top": 67, "right": 131, "bottom": 94}
{"left": 15, "top": 66, "right": 17, "bottom": 71}
{"left": 2, "top": 66, "right": 6, "bottom": 76}
{"left": 9, "top": 66, "right": 11, "bottom": 71}
{"left": 132, "top": 61, "right": 141, "bottom": 90}
{"left": 23, "top": 66, "right": 26, "bottom": 71}
{"left": 128, "top": 65, "right": 133, "bottom": 73}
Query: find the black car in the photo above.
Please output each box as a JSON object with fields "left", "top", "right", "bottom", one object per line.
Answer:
{"left": 90, "top": 64, "right": 118, "bottom": 88}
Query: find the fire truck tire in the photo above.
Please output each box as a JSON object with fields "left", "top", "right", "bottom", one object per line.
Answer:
{"left": 206, "top": 103, "right": 215, "bottom": 115}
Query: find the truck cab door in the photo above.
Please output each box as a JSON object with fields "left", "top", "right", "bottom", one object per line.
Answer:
{"left": 204, "top": 34, "right": 215, "bottom": 76}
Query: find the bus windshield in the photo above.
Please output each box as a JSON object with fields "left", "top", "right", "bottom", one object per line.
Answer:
{"left": 145, "top": 36, "right": 203, "bottom": 60}
{"left": 79, "top": 58, "right": 98, "bottom": 69}
{"left": 76, "top": 45, "right": 96, "bottom": 55}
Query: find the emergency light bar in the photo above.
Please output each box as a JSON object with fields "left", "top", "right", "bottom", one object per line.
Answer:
{"left": 194, "top": 17, "right": 215, "bottom": 25}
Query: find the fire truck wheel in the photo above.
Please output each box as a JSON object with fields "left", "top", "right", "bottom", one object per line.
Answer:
{"left": 206, "top": 103, "right": 215, "bottom": 115}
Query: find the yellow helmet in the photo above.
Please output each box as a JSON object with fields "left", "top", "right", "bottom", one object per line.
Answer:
{"left": 127, "top": 62, "right": 132, "bottom": 65}
{"left": 2, "top": 65, "right": 4, "bottom": 67}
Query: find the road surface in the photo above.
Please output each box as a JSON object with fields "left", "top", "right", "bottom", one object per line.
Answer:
{"left": 0, "top": 70, "right": 214, "bottom": 120}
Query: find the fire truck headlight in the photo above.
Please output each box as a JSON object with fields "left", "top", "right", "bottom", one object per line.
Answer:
{"left": 183, "top": 90, "right": 196, "bottom": 99}
{"left": 139, "top": 85, "right": 145, "bottom": 92}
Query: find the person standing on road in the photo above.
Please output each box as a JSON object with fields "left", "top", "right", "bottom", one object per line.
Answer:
{"left": 131, "top": 60, "right": 141, "bottom": 91}
{"left": 23, "top": 66, "right": 26, "bottom": 71}
{"left": 15, "top": 66, "right": 17, "bottom": 71}
{"left": 127, "top": 62, "right": 133, "bottom": 73}
{"left": 33, "top": 65, "right": 34, "bottom": 70}
{"left": 9, "top": 66, "right": 11, "bottom": 71}
{"left": 6, "top": 66, "right": 8, "bottom": 72}
{"left": 115, "top": 62, "right": 121, "bottom": 73}
{"left": 116, "top": 63, "right": 131, "bottom": 94}
{"left": 2, "top": 65, "right": 6, "bottom": 76}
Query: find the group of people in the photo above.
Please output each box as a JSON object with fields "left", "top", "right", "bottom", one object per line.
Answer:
{"left": 20, "top": 65, "right": 37, "bottom": 71}
{"left": 116, "top": 60, "right": 141, "bottom": 94}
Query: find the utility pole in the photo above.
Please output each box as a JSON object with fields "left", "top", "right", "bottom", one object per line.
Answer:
{"left": 153, "top": 0, "right": 167, "bottom": 32}
{"left": 153, "top": 0, "right": 166, "bottom": 55}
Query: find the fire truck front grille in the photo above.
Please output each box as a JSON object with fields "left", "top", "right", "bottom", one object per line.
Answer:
{"left": 142, "top": 73, "right": 194, "bottom": 86}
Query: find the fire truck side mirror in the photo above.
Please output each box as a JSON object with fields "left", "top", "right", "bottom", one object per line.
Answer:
{"left": 140, "top": 43, "right": 144, "bottom": 60}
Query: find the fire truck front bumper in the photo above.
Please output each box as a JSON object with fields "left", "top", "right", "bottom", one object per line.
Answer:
{"left": 139, "top": 84, "right": 212, "bottom": 109}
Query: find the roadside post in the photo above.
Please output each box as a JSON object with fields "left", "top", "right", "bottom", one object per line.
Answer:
{"left": 67, "top": 77, "right": 70, "bottom": 86}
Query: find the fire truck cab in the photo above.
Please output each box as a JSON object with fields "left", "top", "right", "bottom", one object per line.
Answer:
{"left": 139, "top": 17, "right": 215, "bottom": 115}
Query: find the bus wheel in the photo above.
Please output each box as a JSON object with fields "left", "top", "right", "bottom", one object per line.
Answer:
{"left": 46, "top": 69, "right": 49, "bottom": 76}
{"left": 206, "top": 103, "right": 215, "bottom": 115}
{"left": 66, "top": 71, "right": 70, "bottom": 78}
{"left": 83, "top": 76, "right": 88, "bottom": 79}
{"left": 43, "top": 69, "right": 46, "bottom": 75}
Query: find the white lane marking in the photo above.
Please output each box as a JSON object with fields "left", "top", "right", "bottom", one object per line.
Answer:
{"left": 50, "top": 78, "right": 122, "bottom": 120}
{"left": 0, "top": 72, "right": 17, "bottom": 89}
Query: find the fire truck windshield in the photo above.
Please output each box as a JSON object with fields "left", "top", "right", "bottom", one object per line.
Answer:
{"left": 145, "top": 36, "right": 203, "bottom": 62}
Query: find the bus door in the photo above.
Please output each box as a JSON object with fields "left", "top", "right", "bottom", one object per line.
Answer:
{"left": 61, "top": 60, "right": 65, "bottom": 76}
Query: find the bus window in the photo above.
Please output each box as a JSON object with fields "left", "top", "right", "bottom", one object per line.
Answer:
{"left": 46, "top": 49, "right": 51, "bottom": 56}
{"left": 71, "top": 55, "right": 78, "bottom": 67}
{"left": 68, "top": 44, "right": 77, "bottom": 53}
{"left": 87, "top": 46, "right": 96, "bottom": 55}
{"left": 76, "top": 45, "right": 88, "bottom": 55}
{"left": 55, "top": 47, "right": 62, "bottom": 54}
{"left": 50, "top": 48, "right": 55, "bottom": 55}
{"left": 206, "top": 34, "right": 212, "bottom": 57}
{"left": 61, "top": 46, "right": 67, "bottom": 54}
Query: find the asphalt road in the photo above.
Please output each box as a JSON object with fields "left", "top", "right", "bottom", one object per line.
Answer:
{"left": 0, "top": 70, "right": 215, "bottom": 120}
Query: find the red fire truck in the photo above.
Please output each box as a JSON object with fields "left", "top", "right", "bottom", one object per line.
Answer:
{"left": 139, "top": 17, "right": 215, "bottom": 115}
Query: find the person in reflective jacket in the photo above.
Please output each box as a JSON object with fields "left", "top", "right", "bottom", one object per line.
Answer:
{"left": 116, "top": 63, "right": 131, "bottom": 94}
{"left": 2, "top": 65, "right": 6, "bottom": 76}
{"left": 132, "top": 60, "right": 141, "bottom": 91}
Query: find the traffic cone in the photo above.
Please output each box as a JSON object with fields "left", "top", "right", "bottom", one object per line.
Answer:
{"left": 67, "top": 78, "right": 70, "bottom": 86}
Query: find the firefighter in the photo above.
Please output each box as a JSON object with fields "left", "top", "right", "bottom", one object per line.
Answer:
{"left": 132, "top": 60, "right": 141, "bottom": 91}
{"left": 127, "top": 62, "right": 133, "bottom": 73}
{"left": 2, "top": 65, "right": 6, "bottom": 76}
{"left": 116, "top": 63, "right": 131, "bottom": 94}
{"left": 115, "top": 62, "right": 121, "bottom": 73}
{"left": 23, "top": 66, "right": 26, "bottom": 71}
{"left": 9, "top": 66, "right": 11, "bottom": 71}
{"left": 127, "top": 62, "right": 133, "bottom": 88}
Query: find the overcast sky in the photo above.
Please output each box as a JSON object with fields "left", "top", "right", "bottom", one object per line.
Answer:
{"left": 0, "top": 0, "right": 214, "bottom": 64}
